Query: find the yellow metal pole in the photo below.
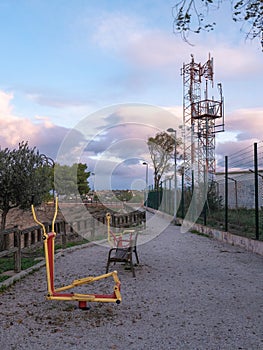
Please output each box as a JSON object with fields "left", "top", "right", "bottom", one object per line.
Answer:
{"left": 51, "top": 196, "right": 58, "bottom": 233}
{"left": 31, "top": 204, "right": 47, "bottom": 238}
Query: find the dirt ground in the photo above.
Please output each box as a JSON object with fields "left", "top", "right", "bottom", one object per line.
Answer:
{"left": 3, "top": 203, "right": 64, "bottom": 231}
{"left": 0, "top": 216, "right": 263, "bottom": 350}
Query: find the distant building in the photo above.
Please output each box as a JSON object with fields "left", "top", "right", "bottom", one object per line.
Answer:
{"left": 215, "top": 171, "right": 263, "bottom": 209}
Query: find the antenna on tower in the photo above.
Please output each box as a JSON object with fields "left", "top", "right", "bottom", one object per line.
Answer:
{"left": 181, "top": 54, "right": 224, "bottom": 188}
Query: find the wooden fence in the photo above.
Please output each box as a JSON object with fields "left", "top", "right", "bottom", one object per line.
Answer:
{"left": 0, "top": 210, "right": 146, "bottom": 274}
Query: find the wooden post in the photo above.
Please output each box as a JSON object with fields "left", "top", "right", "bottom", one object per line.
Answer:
{"left": 14, "top": 227, "right": 21, "bottom": 273}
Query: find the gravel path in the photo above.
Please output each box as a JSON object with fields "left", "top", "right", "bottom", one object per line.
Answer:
{"left": 0, "top": 215, "right": 262, "bottom": 350}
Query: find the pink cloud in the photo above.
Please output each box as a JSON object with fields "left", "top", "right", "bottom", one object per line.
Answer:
{"left": 0, "top": 91, "right": 38, "bottom": 147}
{"left": 225, "top": 108, "right": 263, "bottom": 141}
{"left": 0, "top": 90, "right": 70, "bottom": 158}
{"left": 215, "top": 108, "right": 263, "bottom": 170}
{"left": 0, "top": 91, "right": 14, "bottom": 115}
{"left": 91, "top": 11, "right": 263, "bottom": 88}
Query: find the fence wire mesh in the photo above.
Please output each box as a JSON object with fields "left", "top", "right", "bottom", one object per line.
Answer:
{"left": 146, "top": 142, "right": 263, "bottom": 241}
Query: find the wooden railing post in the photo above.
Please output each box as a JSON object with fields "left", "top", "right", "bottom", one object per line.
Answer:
{"left": 14, "top": 226, "right": 21, "bottom": 273}
{"left": 61, "top": 221, "right": 67, "bottom": 248}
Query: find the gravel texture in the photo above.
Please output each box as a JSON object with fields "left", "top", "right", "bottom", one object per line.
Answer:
{"left": 0, "top": 214, "right": 263, "bottom": 350}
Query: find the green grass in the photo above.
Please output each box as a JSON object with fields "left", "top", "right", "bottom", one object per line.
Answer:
{"left": 0, "top": 256, "right": 40, "bottom": 283}
{"left": 196, "top": 208, "right": 263, "bottom": 241}
{"left": 0, "top": 237, "right": 90, "bottom": 283}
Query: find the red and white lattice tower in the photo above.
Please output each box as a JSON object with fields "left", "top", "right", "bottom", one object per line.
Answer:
{"left": 181, "top": 54, "right": 224, "bottom": 186}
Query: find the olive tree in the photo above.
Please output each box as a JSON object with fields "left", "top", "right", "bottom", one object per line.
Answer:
{"left": 147, "top": 132, "right": 182, "bottom": 190}
{"left": 0, "top": 142, "right": 53, "bottom": 231}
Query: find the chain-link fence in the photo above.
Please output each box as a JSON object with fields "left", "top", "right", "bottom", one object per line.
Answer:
{"left": 146, "top": 142, "right": 263, "bottom": 241}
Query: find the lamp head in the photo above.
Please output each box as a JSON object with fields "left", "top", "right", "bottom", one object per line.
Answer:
{"left": 167, "top": 128, "right": 175, "bottom": 133}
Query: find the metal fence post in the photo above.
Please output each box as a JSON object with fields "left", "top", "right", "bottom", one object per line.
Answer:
{"left": 181, "top": 169, "right": 185, "bottom": 218}
{"left": 254, "top": 142, "right": 259, "bottom": 240}
{"left": 168, "top": 177, "right": 172, "bottom": 215}
{"left": 225, "top": 156, "right": 228, "bottom": 232}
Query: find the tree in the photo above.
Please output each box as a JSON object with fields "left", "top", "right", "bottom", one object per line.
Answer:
{"left": 115, "top": 190, "right": 133, "bottom": 202}
{"left": 207, "top": 180, "right": 223, "bottom": 211}
{"left": 54, "top": 163, "right": 90, "bottom": 197}
{"left": 147, "top": 132, "right": 181, "bottom": 189}
{"left": 0, "top": 142, "right": 52, "bottom": 231}
{"left": 77, "top": 163, "right": 90, "bottom": 195}
{"left": 172, "top": 0, "right": 263, "bottom": 50}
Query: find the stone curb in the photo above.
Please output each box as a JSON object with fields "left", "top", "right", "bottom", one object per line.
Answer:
{"left": 0, "top": 240, "right": 103, "bottom": 290}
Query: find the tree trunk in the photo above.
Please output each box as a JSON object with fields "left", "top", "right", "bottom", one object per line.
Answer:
{"left": 154, "top": 174, "right": 161, "bottom": 190}
{"left": 154, "top": 170, "right": 158, "bottom": 190}
{"left": 1, "top": 209, "right": 8, "bottom": 231}
{"left": 0, "top": 209, "right": 9, "bottom": 250}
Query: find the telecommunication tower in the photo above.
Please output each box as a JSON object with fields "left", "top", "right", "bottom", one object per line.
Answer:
{"left": 181, "top": 54, "right": 224, "bottom": 186}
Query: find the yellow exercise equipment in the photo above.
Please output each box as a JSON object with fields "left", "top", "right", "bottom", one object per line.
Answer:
{"left": 106, "top": 212, "right": 135, "bottom": 248}
{"left": 31, "top": 198, "right": 121, "bottom": 309}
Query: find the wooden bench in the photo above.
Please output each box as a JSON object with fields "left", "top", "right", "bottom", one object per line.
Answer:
{"left": 106, "top": 232, "right": 139, "bottom": 277}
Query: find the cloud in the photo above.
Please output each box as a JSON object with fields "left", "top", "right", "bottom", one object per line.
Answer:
{"left": 216, "top": 139, "right": 255, "bottom": 160}
{"left": 0, "top": 91, "right": 14, "bottom": 114}
{"left": 208, "top": 44, "right": 263, "bottom": 80}
{"left": 224, "top": 108, "right": 263, "bottom": 141}
{"left": 81, "top": 104, "right": 182, "bottom": 165}
{"left": 92, "top": 13, "right": 188, "bottom": 73}
{"left": 27, "top": 91, "right": 94, "bottom": 109}
{"left": 0, "top": 90, "right": 71, "bottom": 159}
{"left": 91, "top": 12, "right": 145, "bottom": 52}
{"left": 53, "top": 103, "right": 181, "bottom": 189}
{"left": 215, "top": 107, "right": 263, "bottom": 171}
{"left": 91, "top": 10, "right": 263, "bottom": 82}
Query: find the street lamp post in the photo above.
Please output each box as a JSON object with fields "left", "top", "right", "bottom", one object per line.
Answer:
{"left": 91, "top": 172, "right": 95, "bottom": 192}
{"left": 167, "top": 128, "right": 177, "bottom": 224}
{"left": 142, "top": 162, "right": 148, "bottom": 208}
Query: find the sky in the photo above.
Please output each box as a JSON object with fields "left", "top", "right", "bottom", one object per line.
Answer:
{"left": 0, "top": 0, "right": 262, "bottom": 190}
